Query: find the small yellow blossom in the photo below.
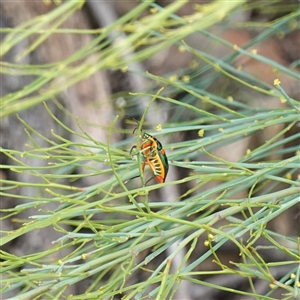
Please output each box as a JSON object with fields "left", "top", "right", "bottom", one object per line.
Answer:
{"left": 269, "top": 284, "right": 276, "bottom": 289}
{"left": 285, "top": 173, "right": 292, "bottom": 180}
{"left": 156, "top": 124, "right": 162, "bottom": 132}
{"left": 218, "top": 128, "right": 224, "bottom": 133}
{"left": 198, "top": 129, "right": 204, "bottom": 137}
{"left": 280, "top": 97, "right": 287, "bottom": 103}
{"left": 227, "top": 96, "right": 233, "bottom": 102}
{"left": 233, "top": 44, "right": 239, "bottom": 51}
{"left": 169, "top": 74, "right": 178, "bottom": 82}
{"left": 274, "top": 78, "right": 281, "bottom": 86}
{"left": 178, "top": 45, "right": 186, "bottom": 53}
{"left": 182, "top": 75, "right": 190, "bottom": 83}
{"left": 246, "top": 149, "right": 251, "bottom": 155}
{"left": 204, "top": 240, "right": 209, "bottom": 246}
{"left": 149, "top": 7, "right": 158, "bottom": 14}
{"left": 121, "top": 66, "right": 128, "bottom": 73}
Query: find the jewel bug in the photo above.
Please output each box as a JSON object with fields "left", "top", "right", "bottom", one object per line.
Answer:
{"left": 128, "top": 118, "right": 169, "bottom": 184}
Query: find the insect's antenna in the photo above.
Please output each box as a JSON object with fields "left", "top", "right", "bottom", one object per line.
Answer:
{"left": 125, "top": 116, "right": 144, "bottom": 135}
{"left": 125, "top": 115, "right": 140, "bottom": 126}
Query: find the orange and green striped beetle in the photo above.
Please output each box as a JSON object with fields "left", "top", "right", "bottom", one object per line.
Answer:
{"left": 129, "top": 121, "right": 169, "bottom": 184}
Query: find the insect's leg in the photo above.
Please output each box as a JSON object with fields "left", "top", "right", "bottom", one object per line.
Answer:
{"left": 145, "top": 177, "right": 154, "bottom": 186}
{"left": 124, "top": 162, "right": 145, "bottom": 184}
{"left": 130, "top": 145, "right": 138, "bottom": 157}
{"left": 125, "top": 160, "right": 143, "bottom": 183}
{"left": 124, "top": 175, "right": 141, "bottom": 184}
{"left": 132, "top": 145, "right": 153, "bottom": 159}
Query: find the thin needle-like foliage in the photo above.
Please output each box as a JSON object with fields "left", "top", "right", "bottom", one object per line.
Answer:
{"left": 1, "top": 1, "right": 299, "bottom": 299}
